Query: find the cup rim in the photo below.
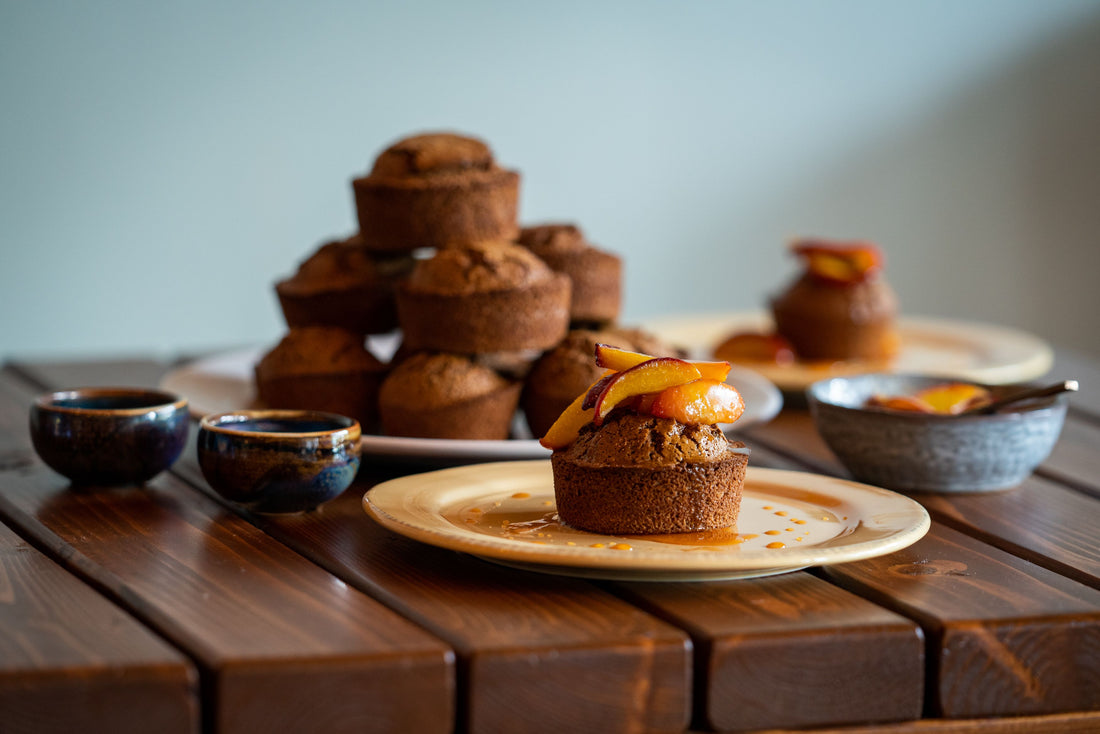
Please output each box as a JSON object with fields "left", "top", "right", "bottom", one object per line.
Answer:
{"left": 35, "top": 387, "right": 188, "bottom": 415}
{"left": 199, "top": 409, "right": 361, "bottom": 441}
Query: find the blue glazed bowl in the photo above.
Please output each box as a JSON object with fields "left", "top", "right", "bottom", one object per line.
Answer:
{"left": 30, "top": 387, "right": 190, "bottom": 486}
{"left": 807, "top": 373, "right": 1069, "bottom": 493}
{"left": 197, "top": 410, "right": 361, "bottom": 513}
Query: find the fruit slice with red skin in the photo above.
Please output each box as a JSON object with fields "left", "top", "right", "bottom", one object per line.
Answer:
{"left": 540, "top": 371, "right": 613, "bottom": 449}
{"left": 591, "top": 357, "right": 702, "bottom": 425}
{"left": 916, "top": 382, "right": 992, "bottom": 414}
{"left": 649, "top": 379, "right": 745, "bottom": 425}
{"left": 594, "top": 343, "right": 732, "bottom": 381}
{"left": 713, "top": 332, "right": 796, "bottom": 366}
{"left": 792, "top": 239, "right": 883, "bottom": 285}
{"left": 539, "top": 391, "right": 594, "bottom": 449}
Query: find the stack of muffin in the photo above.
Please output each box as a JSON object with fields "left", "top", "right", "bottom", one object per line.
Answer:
{"left": 255, "top": 131, "right": 669, "bottom": 440}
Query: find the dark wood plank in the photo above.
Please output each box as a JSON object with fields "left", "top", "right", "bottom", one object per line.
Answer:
{"left": 1036, "top": 417, "right": 1100, "bottom": 498}
{"left": 613, "top": 572, "right": 924, "bottom": 731}
{"left": 746, "top": 409, "right": 1100, "bottom": 592}
{"left": 0, "top": 521, "right": 198, "bottom": 734}
{"left": 728, "top": 709, "right": 1100, "bottom": 732}
{"left": 910, "top": 476, "right": 1100, "bottom": 591}
{"left": 22, "top": 358, "right": 695, "bottom": 733}
{"left": 741, "top": 410, "right": 844, "bottom": 476}
{"left": 821, "top": 522, "right": 1100, "bottom": 719}
{"left": 0, "top": 369, "right": 455, "bottom": 734}
{"left": 172, "top": 459, "right": 692, "bottom": 734}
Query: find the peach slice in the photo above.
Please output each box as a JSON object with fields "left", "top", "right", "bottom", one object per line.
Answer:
{"left": 595, "top": 343, "right": 732, "bottom": 381}
{"left": 590, "top": 357, "right": 703, "bottom": 425}
{"left": 539, "top": 391, "right": 594, "bottom": 449}
{"left": 865, "top": 395, "right": 935, "bottom": 413}
{"left": 649, "top": 379, "right": 745, "bottom": 425}
{"left": 792, "top": 239, "right": 883, "bottom": 285}
{"left": 594, "top": 344, "right": 651, "bottom": 372}
{"left": 713, "top": 331, "right": 796, "bottom": 366}
{"left": 539, "top": 371, "right": 613, "bottom": 449}
{"left": 916, "top": 382, "right": 992, "bottom": 414}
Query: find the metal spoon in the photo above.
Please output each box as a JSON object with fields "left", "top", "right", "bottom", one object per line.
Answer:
{"left": 965, "top": 379, "right": 1078, "bottom": 415}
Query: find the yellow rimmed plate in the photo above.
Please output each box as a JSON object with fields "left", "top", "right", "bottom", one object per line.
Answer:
{"left": 363, "top": 461, "right": 930, "bottom": 582}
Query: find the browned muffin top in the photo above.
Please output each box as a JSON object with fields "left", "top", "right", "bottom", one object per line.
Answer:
{"left": 527, "top": 327, "right": 676, "bottom": 400}
{"left": 255, "top": 327, "right": 383, "bottom": 378}
{"left": 380, "top": 352, "right": 513, "bottom": 409}
{"left": 773, "top": 271, "right": 898, "bottom": 324}
{"left": 516, "top": 224, "right": 588, "bottom": 255}
{"left": 405, "top": 240, "right": 555, "bottom": 296}
{"left": 369, "top": 133, "right": 495, "bottom": 179}
{"left": 276, "top": 238, "right": 414, "bottom": 295}
{"left": 560, "top": 411, "right": 738, "bottom": 468}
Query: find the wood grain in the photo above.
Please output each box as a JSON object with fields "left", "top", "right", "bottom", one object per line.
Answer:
{"left": 0, "top": 369, "right": 455, "bottom": 734}
{"left": 1036, "top": 418, "right": 1100, "bottom": 498}
{"left": 911, "top": 476, "right": 1100, "bottom": 591}
{"left": 719, "top": 709, "right": 1100, "bottom": 733}
{"left": 171, "top": 467, "right": 692, "bottom": 734}
{"left": 0, "top": 521, "right": 197, "bottom": 734}
{"left": 613, "top": 571, "right": 924, "bottom": 731}
{"left": 821, "top": 523, "right": 1100, "bottom": 718}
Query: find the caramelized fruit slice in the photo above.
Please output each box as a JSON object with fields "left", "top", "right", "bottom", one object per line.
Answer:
{"left": 792, "top": 239, "right": 883, "bottom": 285}
{"left": 539, "top": 391, "right": 594, "bottom": 449}
{"left": 539, "top": 371, "right": 613, "bottom": 450}
{"left": 594, "top": 344, "right": 651, "bottom": 372}
{"left": 595, "top": 343, "right": 732, "bottom": 381}
{"left": 591, "top": 357, "right": 702, "bottom": 425}
{"left": 714, "top": 331, "right": 796, "bottom": 365}
{"left": 916, "top": 382, "right": 992, "bottom": 414}
{"left": 649, "top": 379, "right": 745, "bottom": 425}
{"left": 865, "top": 395, "right": 935, "bottom": 413}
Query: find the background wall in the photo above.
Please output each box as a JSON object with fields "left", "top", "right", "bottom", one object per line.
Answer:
{"left": 2, "top": 0, "right": 1098, "bottom": 361}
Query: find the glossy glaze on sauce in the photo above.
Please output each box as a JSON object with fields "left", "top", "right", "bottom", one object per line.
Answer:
{"left": 444, "top": 480, "right": 852, "bottom": 554}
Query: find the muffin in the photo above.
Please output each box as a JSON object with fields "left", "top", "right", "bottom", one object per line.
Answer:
{"left": 254, "top": 327, "right": 386, "bottom": 429}
{"left": 352, "top": 132, "right": 520, "bottom": 252}
{"left": 522, "top": 326, "right": 677, "bottom": 438}
{"left": 396, "top": 240, "right": 571, "bottom": 353}
{"left": 275, "top": 236, "right": 415, "bottom": 335}
{"left": 516, "top": 224, "right": 622, "bottom": 327}
{"left": 552, "top": 412, "right": 749, "bottom": 535}
{"left": 770, "top": 239, "right": 899, "bottom": 362}
{"left": 541, "top": 344, "right": 749, "bottom": 535}
{"left": 378, "top": 352, "right": 522, "bottom": 440}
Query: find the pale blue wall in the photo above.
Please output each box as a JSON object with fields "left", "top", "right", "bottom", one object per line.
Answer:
{"left": 3, "top": 0, "right": 1098, "bottom": 359}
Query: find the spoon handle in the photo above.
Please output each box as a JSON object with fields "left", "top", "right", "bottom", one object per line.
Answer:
{"left": 973, "top": 379, "right": 1079, "bottom": 414}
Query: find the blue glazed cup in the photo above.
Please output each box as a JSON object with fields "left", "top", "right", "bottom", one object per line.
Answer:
{"left": 197, "top": 410, "right": 361, "bottom": 513}
{"left": 29, "top": 387, "right": 190, "bottom": 486}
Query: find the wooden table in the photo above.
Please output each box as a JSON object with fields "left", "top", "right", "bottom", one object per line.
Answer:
{"left": 1, "top": 353, "right": 1098, "bottom": 734}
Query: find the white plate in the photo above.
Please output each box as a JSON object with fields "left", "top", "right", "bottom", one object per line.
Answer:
{"left": 646, "top": 311, "right": 1053, "bottom": 391}
{"left": 363, "top": 462, "right": 930, "bottom": 581}
{"left": 162, "top": 345, "right": 783, "bottom": 463}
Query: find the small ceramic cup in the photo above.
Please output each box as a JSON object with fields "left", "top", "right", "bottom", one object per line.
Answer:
{"left": 197, "top": 410, "right": 361, "bottom": 513}
{"left": 29, "top": 387, "right": 190, "bottom": 486}
{"left": 807, "top": 373, "right": 1068, "bottom": 493}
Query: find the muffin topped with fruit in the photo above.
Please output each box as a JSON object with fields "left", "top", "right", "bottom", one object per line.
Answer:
{"left": 541, "top": 344, "right": 749, "bottom": 535}
{"left": 717, "top": 239, "right": 898, "bottom": 366}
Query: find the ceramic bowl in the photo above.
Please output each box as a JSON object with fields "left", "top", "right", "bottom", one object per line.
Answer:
{"left": 197, "top": 410, "right": 361, "bottom": 513}
{"left": 29, "top": 387, "right": 190, "bottom": 485}
{"left": 807, "top": 373, "right": 1068, "bottom": 493}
